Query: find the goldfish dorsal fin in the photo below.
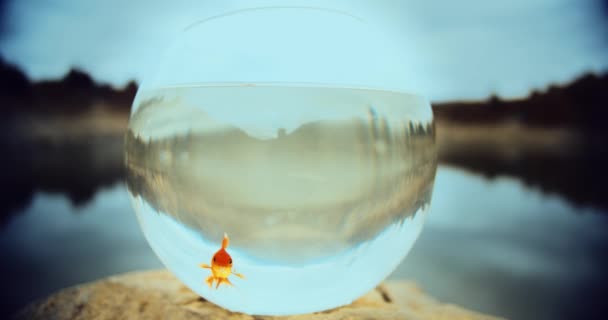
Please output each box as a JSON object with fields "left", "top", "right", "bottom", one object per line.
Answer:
{"left": 222, "top": 232, "right": 229, "bottom": 249}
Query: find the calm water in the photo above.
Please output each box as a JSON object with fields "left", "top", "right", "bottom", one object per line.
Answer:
{"left": 1, "top": 166, "right": 607, "bottom": 319}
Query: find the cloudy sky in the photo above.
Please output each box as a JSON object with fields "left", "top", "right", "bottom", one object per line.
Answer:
{"left": 0, "top": 0, "right": 606, "bottom": 101}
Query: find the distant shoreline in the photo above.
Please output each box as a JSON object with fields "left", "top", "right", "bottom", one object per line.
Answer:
{"left": 2, "top": 56, "right": 607, "bottom": 216}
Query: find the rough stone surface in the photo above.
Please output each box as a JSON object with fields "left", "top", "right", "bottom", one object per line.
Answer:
{"left": 15, "top": 270, "right": 503, "bottom": 320}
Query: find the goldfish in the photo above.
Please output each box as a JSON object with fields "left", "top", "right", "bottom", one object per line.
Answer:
{"left": 200, "top": 232, "right": 245, "bottom": 288}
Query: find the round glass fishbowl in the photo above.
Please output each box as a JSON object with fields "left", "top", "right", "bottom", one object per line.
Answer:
{"left": 125, "top": 7, "right": 437, "bottom": 316}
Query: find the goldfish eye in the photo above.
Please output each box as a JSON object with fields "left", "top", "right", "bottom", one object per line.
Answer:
{"left": 229, "top": 258, "right": 233, "bottom": 264}
{"left": 213, "top": 257, "right": 217, "bottom": 262}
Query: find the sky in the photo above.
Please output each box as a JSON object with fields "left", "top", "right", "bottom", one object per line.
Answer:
{"left": 0, "top": 0, "right": 606, "bottom": 101}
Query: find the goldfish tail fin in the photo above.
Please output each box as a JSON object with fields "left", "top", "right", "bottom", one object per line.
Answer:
{"left": 205, "top": 276, "right": 214, "bottom": 288}
{"left": 222, "top": 232, "right": 229, "bottom": 249}
{"left": 200, "top": 263, "right": 211, "bottom": 269}
{"left": 216, "top": 278, "right": 223, "bottom": 289}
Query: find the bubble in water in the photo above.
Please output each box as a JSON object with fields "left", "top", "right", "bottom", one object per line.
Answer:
{"left": 125, "top": 7, "right": 437, "bottom": 316}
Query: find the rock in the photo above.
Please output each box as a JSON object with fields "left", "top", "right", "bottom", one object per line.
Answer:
{"left": 15, "top": 270, "right": 503, "bottom": 320}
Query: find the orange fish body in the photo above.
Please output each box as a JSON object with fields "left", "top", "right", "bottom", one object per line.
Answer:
{"left": 200, "top": 233, "right": 244, "bottom": 288}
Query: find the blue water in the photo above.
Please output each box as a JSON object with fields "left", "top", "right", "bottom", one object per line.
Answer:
{"left": 1, "top": 166, "right": 607, "bottom": 319}
{"left": 132, "top": 193, "right": 426, "bottom": 315}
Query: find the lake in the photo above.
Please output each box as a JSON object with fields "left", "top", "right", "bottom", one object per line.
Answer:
{"left": 1, "top": 166, "right": 606, "bottom": 319}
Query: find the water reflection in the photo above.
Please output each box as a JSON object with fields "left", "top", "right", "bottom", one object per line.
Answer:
{"left": 1, "top": 167, "right": 606, "bottom": 319}
{"left": 0, "top": 135, "right": 125, "bottom": 224}
{"left": 0, "top": 186, "right": 162, "bottom": 316}
{"left": 392, "top": 167, "right": 608, "bottom": 320}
